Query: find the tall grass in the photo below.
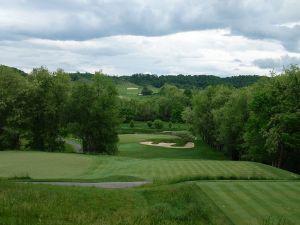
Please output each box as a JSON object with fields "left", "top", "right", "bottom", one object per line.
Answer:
{"left": 0, "top": 181, "right": 229, "bottom": 225}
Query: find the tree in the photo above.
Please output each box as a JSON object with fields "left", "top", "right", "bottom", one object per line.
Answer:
{"left": 245, "top": 67, "right": 300, "bottom": 167}
{"left": 147, "top": 121, "right": 153, "bottom": 128}
{"left": 0, "top": 65, "right": 28, "bottom": 150}
{"left": 141, "top": 86, "right": 153, "bottom": 95}
{"left": 130, "top": 120, "right": 134, "bottom": 128}
{"left": 153, "top": 119, "right": 163, "bottom": 129}
{"left": 68, "top": 72, "right": 120, "bottom": 154}
{"left": 213, "top": 89, "right": 249, "bottom": 159}
{"left": 158, "top": 85, "right": 189, "bottom": 122}
{"left": 25, "top": 67, "right": 70, "bottom": 151}
{"left": 191, "top": 85, "right": 233, "bottom": 147}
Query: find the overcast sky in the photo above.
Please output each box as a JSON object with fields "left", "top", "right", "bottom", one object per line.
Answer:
{"left": 0, "top": 0, "right": 300, "bottom": 76}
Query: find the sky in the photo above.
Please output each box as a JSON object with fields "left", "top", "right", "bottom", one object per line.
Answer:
{"left": 0, "top": 0, "right": 300, "bottom": 76}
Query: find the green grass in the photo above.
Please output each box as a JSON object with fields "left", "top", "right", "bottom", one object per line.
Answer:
{"left": 0, "top": 181, "right": 229, "bottom": 225}
{"left": 0, "top": 151, "right": 94, "bottom": 179}
{"left": 1, "top": 134, "right": 298, "bottom": 182}
{"left": 0, "top": 151, "right": 297, "bottom": 182}
{"left": 116, "top": 81, "right": 159, "bottom": 100}
{"left": 198, "top": 181, "right": 300, "bottom": 225}
{"left": 1, "top": 133, "right": 300, "bottom": 225}
{"left": 118, "top": 133, "right": 225, "bottom": 160}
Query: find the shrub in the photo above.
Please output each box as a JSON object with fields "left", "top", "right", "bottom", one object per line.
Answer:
{"left": 153, "top": 119, "right": 163, "bottom": 129}
{"left": 168, "top": 122, "right": 172, "bottom": 129}
{"left": 141, "top": 86, "right": 153, "bottom": 96}
{"left": 130, "top": 120, "right": 135, "bottom": 128}
{"left": 147, "top": 121, "right": 153, "bottom": 128}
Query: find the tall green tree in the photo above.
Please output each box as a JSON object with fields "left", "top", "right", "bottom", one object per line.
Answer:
{"left": 25, "top": 67, "right": 70, "bottom": 151}
{"left": 192, "top": 85, "right": 233, "bottom": 147}
{"left": 0, "top": 66, "right": 28, "bottom": 149}
{"left": 68, "top": 72, "right": 120, "bottom": 154}
{"left": 213, "top": 89, "right": 249, "bottom": 159}
{"left": 244, "top": 67, "right": 300, "bottom": 168}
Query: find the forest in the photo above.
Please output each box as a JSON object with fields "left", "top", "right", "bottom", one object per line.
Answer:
{"left": 0, "top": 65, "right": 299, "bottom": 173}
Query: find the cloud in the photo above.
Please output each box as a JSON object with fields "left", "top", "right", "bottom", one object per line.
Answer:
{"left": 1, "top": 0, "right": 300, "bottom": 74}
{"left": 253, "top": 55, "right": 300, "bottom": 69}
{"left": 0, "top": 0, "right": 300, "bottom": 52}
{"left": 1, "top": 29, "right": 298, "bottom": 75}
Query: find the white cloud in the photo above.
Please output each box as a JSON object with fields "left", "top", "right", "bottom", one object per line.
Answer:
{"left": 1, "top": 29, "right": 298, "bottom": 75}
{"left": 1, "top": 0, "right": 300, "bottom": 75}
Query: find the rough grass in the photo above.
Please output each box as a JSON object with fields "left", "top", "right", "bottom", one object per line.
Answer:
{"left": 0, "top": 181, "right": 228, "bottom": 225}
{"left": 198, "top": 181, "right": 300, "bottom": 225}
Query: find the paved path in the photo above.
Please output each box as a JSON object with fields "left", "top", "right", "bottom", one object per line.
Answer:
{"left": 25, "top": 181, "right": 150, "bottom": 189}
{"left": 65, "top": 139, "right": 82, "bottom": 153}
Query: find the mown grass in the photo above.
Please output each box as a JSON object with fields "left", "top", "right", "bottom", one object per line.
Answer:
{"left": 118, "top": 133, "right": 225, "bottom": 160}
{"left": 0, "top": 181, "right": 229, "bottom": 225}
{"left": 116, "top": 81, "right": 159, "bottom": 100}
{"left": 1, "top": 133, "right": 298, "bottom": 182}
{"left": 198, "top": 181, "right": 300, "bottom": 225}
{"left": 0, "top": 151, "right": 298, "bottom": 182}
{"left": 1, "top": 133, "right": 300, "bottom": 225}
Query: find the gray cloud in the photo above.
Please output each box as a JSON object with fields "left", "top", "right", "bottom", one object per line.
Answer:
{"left": 253, "top": 55, "right": 300, "bottom": 69}
{"left": 0, "top": 0, "right": 300, "bottom": 52}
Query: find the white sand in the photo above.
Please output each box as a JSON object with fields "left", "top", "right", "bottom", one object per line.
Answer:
{"left": 140, "top": 141, "right": 194, "bottom": 149}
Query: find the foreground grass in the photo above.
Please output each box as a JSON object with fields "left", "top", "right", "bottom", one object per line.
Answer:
{"left": 198, "top": 181, "right": 300, "bottom": 225}
{"left": 0, "top": 181, "right": 229, "bottom": 225}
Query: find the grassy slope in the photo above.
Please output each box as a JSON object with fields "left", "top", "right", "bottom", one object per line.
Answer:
{"left": 0, "top": 133, "right": 297, "bottom": 182}
{"left": 198, "top": 181, "right": 300, "bottom": 225}
{"left": 116, "top": 81, "right": 159, "bottom": 100}
{"left": 0, "top": 182, "right": 230, "bottom": 225}
{"left": 1, "top": 133, "right": 300, "bottom": 225}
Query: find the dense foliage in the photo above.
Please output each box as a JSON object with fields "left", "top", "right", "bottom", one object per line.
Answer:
{"left": 189, "top": 66, "right": 300, "bottom": 172}
{"left": 119, "top": 84, "right": 190, "bottom": 122}
{"left": 0, "top": 66, "right": 120, "bottom": 154}
{"left": 66, "top": 71, "right": 263, "bottom": 89}
{"left": 115, "top": 74, "right": 264, "bottom": 89}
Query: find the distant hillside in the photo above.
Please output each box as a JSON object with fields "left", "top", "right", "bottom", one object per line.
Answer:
{"left": 69, "top": 72, "right": 265, "bottom": 88}
{"left": 0, "top": 65, "right": 27, "bottom": 77}
{"left": 114, "top": 74, "right": 266, "bottom": 89}
{"left": 0, "top": 65, "right": 265, "bottom": 88}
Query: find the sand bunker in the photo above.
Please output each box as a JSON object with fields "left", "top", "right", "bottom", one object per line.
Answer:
{"left": 140, "top": 141, "right": 194, "bottom": 149}
{"left": 127, "top": 87, "right": 138, "bottom": 90}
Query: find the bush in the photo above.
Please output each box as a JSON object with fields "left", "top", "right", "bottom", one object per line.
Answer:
{"left": 147, "top": 121, "right": 153, "bottom": 128}
{"left": 153, "top": 119, "right": 163, "bottom": 129}
{"left": 168, "top": 122, "right": 172, "bottom": 129}
{"left": 141, "top": 86, "right": 153, "bottom": 96}
{"left": 130, "top": 120, "right": 135, "bottom": 128}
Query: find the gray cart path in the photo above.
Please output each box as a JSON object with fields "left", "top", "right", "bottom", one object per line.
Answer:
{"left": 25, "top": 181, "right": 150, "bottom": 189}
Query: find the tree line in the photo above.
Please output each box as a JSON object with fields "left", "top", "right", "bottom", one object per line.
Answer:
{"left": 0, "top": 66, "right": 119, "bottom": 154}
{"left": 115, "top": 74, "right": 264, "bottom": 89}
{"left": 66, "top": 71, "right": 264, "bottom": 89}
{"left": 187, "top": 66, "right": 300, "bottom": 173}
{"left": 119, "top": 85, "right": 191, "bottom": 122}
